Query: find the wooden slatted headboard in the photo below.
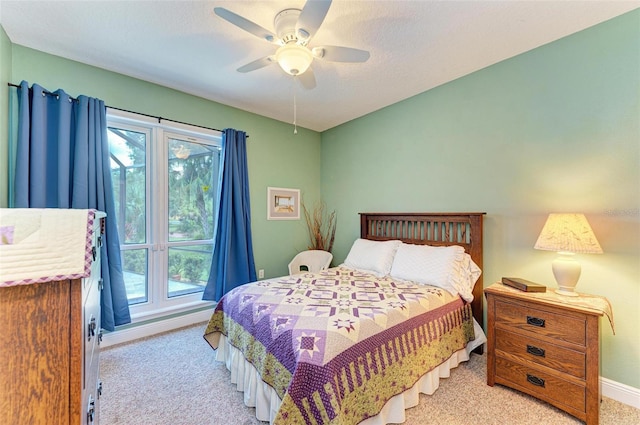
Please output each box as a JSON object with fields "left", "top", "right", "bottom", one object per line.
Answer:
{"left": 360, "top": 212, "right": 485, "bottom": 328}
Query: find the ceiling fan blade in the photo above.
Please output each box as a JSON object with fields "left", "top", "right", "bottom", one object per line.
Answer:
{"left": 295, "top": 0, "right": 332, "bottom": 42}
{"left": 237, "top": 56, "right": 276, "bottom": 73}
{"left": 297, "top": 69, "right": 316, "bottom": 90}
{"left": 214, "top": 7, "right": 279, "bottom": 44}
{"left": 313, "top": 45, "right": 370, "bottom": 63}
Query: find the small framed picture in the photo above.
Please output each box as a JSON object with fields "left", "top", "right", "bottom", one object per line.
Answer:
{"left": 267, "top": 187, "right": 300, "bottom": 220}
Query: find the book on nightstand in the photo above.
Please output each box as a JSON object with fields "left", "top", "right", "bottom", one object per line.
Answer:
{"left": 501, "top": 277, "right": 547, "bottom": 292}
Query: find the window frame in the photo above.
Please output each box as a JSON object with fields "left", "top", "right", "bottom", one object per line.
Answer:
{"left": 107, "top": 108, "right": 219, "bottom": 323}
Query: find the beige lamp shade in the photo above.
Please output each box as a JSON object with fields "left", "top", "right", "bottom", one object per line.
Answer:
{"left": 534, "top": 213, "right": 603, "bottom": 254}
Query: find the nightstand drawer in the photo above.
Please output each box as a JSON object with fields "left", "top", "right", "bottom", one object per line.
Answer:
{"left": 495, "top": 328, "right": 586, "bottom": 378}
{"left": 495, "top": 299, "right": 586, "bottom": 345}
{"left": 495, "top": 356, "right": 585, "bottom": 413}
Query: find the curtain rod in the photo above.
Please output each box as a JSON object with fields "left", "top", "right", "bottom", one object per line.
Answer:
{"left": 7, "top": 82, "right": 243, "bottom": 137}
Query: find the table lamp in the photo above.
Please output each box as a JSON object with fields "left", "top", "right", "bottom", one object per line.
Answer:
{"left": 534, "top": 213, "right": 603, "bottom": 296}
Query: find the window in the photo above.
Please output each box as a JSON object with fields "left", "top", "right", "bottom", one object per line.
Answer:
{"left": 107, "top": 109, "right": 221, "bottom": 321}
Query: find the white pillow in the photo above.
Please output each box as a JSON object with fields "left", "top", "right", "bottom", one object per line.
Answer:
{"left": 343, "top": 238, "right": 401, "bottom": 277}
{"left": 457, "top": 253, "right": 482, "bottom": 301}
{"left": 389, "top": 243, "right": 481, "bottom": 302}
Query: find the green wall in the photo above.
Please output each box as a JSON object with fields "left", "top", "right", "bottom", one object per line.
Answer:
{"left": 2, "top": 44, "right": 322, "bottom": 278}
{"left": 322, "top": 10, "right": 640, "bottom": 389}
{"left": 0, "top": 25, "right": 11, "bottom": 208}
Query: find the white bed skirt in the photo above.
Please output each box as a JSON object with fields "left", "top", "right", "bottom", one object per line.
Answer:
{"left": 215, "top": 320, "right": 487, "bottom": 424}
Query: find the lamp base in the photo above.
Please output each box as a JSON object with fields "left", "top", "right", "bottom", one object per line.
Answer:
{"left": 551, "top": 254, "right": 582, "bottom": 297}
{"left": 554, "top": 288, "right": 580, "bottom": 297}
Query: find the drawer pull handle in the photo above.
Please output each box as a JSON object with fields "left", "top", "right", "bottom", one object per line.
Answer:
{"left": 526, "top": 374, "right": 545, "bottom": 387}
{"left": 526, "top": 316, "right": 545, "bottom": 327}
{"left": 526, "top": 345, "right": 546, "bottom": 357}
{"left": 88, "top": 317, "right": 96, "bottom": 341}
{"left": 87, "top": 396, "right": 95, "bottom": 423}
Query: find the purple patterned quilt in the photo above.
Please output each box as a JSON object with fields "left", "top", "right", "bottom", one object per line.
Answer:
{"left": 204, "top": 266, "right": 476, "bottom": 424}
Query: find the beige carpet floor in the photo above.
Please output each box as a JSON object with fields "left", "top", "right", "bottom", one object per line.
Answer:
{"left": 100, "top": 323, "right": 640, "bottom": 425}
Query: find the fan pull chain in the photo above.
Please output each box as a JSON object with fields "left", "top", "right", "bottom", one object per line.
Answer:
{"left": 293, "top": 77, "right": 298, "bottom": 134}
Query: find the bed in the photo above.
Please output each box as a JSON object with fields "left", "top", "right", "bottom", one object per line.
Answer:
{"left": 204, "top": 212, "right": 486, "bottom": 424}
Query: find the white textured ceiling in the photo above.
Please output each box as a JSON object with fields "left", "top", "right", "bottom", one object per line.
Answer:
{"left": 1, "top": 1, "right": 638, "bottom": 132}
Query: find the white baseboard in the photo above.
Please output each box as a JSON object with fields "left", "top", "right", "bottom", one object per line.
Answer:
{"left": 602, "top": 377, "right": 640, "bottom": 409}
{"left": 101, "top": 308, "right": 212, "bottom": 349}
{"left": 101, "top": 310, "right": 640, "bottom": 411}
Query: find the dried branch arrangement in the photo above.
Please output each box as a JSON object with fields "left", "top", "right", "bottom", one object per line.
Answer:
{"left": 302, "top": 200, "right": 337, "bottom": 252}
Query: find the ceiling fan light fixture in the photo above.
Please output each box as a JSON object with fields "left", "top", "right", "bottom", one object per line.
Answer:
{"left": 275, "top": 43, "right": 313, "bottom": 75}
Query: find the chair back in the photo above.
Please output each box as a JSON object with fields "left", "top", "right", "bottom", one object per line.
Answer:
{"left": 288, "top": 250, "right": 333, "bottom": 275}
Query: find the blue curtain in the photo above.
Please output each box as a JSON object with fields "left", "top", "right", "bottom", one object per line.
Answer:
{"left": 13, "top": 81, "right": 131, "bottom": 331}
{"left": 203, "top": 128, "right": 256, "bottom": 300}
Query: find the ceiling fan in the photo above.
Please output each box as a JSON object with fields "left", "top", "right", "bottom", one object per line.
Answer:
{"left": 214, "top": 0, "right": 370, "bottom": 89}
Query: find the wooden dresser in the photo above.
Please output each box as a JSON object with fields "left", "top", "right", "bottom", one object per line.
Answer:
{"left": 0, "top": 211, "right": 105, "bottom": 425}
{"left": 485, "top": 282, "right": 605, "bottom": 425}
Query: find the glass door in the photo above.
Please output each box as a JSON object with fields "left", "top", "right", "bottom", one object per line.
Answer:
{"left": 165, "top": 134, "right": 219, "bottom": 298}
{"left": 108, "top": 111, "right": 221, "bottom": 321}
{"left": 109, "top": 124, "right": 151, "bottom": 305}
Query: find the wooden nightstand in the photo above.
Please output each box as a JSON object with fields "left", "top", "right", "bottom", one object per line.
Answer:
{"left": 485, "top": 283, "right": 609, "bottom": 425}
